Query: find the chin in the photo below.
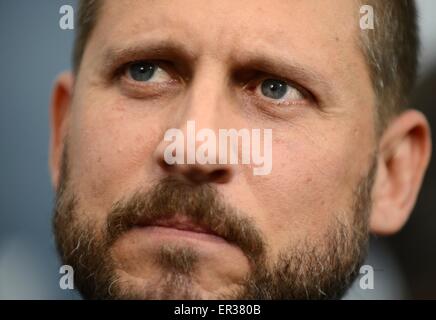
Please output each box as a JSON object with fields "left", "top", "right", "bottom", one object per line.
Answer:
{"left": 109, "top": 268, "right": 244, "bottom": 300}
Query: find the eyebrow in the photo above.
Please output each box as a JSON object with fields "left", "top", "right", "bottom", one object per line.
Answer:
{"left": 99, "top": 37, "right": 334, "bottom": 98}
{"left": 100, "top": 38, "right": 197, "bottom": 73}
{"left": 232, "top": 47, "right": 334, "bottom": 97}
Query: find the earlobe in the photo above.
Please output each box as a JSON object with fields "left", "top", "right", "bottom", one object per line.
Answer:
{"left": 49, "top": 71, "right": 74, "bottom": 190}
{"left": 370, "top": 110, "right": 432, "bottom": 235}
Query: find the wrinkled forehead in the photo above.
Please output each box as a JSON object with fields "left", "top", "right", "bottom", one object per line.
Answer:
{"left": 91, "top": 0, "right": 361, "bottom": 61}
{"left": 80, "top": 0, "right": 371, "bottom": 105}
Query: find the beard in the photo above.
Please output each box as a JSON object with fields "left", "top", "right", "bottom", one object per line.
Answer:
{"left": 53, "top": 146, "right": 375, "bottom": 300}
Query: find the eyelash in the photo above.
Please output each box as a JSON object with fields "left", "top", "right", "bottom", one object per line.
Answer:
{"left": 112, "top": 60, "right": 315, "bottom": 105}
{"left": 246, "top": 77, "right": 312, "bottom": 105}
{"left": 112, "top": 60, "right": 172, "bottom": 82}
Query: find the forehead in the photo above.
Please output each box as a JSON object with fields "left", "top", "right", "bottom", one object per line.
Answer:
{"left": 91, "top": 0, "right": 360, "bottom": 60}
{"left": 82, "top": 0, "right": 372, "bottom": 108}
{"left": 102, "top": 0, "right": 356, "bottom": 35}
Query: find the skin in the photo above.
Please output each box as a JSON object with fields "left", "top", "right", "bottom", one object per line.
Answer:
{"left": 49, "top": 0, "right": 431, "bottom": 298}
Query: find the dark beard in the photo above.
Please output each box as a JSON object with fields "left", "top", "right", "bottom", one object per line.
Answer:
{"left": 53, "top": 146, "right": 374, "bottom": 300}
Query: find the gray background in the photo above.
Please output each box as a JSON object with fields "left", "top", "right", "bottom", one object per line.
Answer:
{"left": 0, "top": 0, "right": 435, "bottom": 299}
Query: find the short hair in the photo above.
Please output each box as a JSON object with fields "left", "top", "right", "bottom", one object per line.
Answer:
{"left": 72, "top": 0, "right": 99, "bottom": 75}
{"left": 72, "top": 0, "right": 419, "bottom": 132}
{"left": 358, "top": 0, "right": 419, "bottom": 131}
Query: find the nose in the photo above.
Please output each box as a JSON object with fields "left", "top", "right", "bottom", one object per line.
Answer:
{"left": 153, "top": 68, "right": 237, "bottom": 184}
{"left": 158, "top": 158, "right": 234, "bottom": 184}
{"left": 154, "top": 131, "right": 235, "bottom": 184}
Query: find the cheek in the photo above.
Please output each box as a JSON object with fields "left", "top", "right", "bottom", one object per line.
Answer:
{"left": 67, "top": 95, "right": 163, "bottom": 212}
{"left": 248, "top": 122, "right": 372, "bottom": 255}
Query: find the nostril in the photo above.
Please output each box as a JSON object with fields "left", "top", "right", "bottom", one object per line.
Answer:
{"left": 209, "top": 169, "right": 232, "bottom": 183}
{"left": 156, "top": 150, "right": 234, "bottom": 184}
{"left": 158, "top": 157, "right": 176, "bottom": 172}
{"left": 186, "top": 169, "right": 209, "bottom": 184}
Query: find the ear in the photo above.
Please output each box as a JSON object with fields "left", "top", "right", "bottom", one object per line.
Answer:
{"left": 49, "top": 71, "right": 74, "bottom": 190}
{"left": 370, "top": 110, "right": 432, "bottom": 235}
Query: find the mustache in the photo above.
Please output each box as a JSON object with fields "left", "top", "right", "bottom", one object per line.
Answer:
{"left": 106, "top": 177, "right": 266, "bottom": 263}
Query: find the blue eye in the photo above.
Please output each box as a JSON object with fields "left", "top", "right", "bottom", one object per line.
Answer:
{"left": 126, "top": 61, "right": 172, "bottom": 84}
{"left": 261, "top": 79, "right": 289, "bottom": 99}
{"left": 128, "top": 62, "right": 157, "bottom": 82}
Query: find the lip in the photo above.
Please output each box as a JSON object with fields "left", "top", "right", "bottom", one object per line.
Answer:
{"left": 135, "top": 215, "right": 227, "bottom": 244}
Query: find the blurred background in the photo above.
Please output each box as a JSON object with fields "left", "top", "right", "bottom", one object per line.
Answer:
{"left": 0, "top": 0, "right": 435, "bottom": 299}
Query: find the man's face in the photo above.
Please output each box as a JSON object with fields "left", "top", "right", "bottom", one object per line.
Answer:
{"left": 53, "top": 0, "right": 378, "bottom": 299}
